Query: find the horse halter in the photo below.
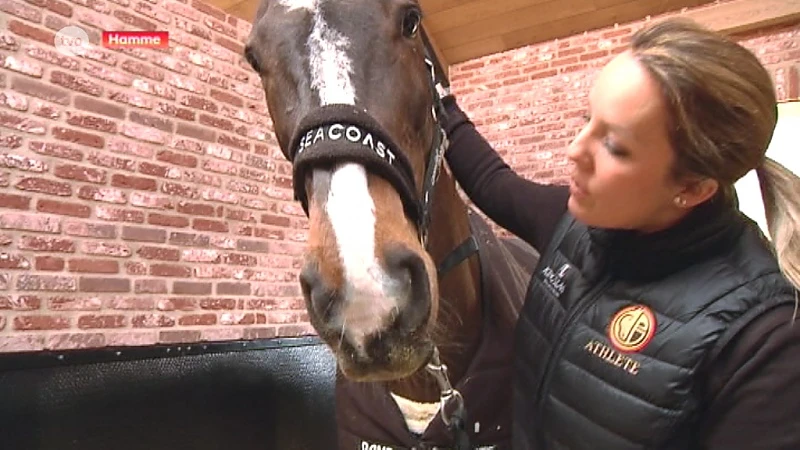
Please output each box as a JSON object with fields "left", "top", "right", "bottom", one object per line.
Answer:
{"left": 286, "top": 48, "right": 477, "bottom": 449}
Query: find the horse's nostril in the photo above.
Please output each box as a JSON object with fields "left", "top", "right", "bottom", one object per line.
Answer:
{"left": 384, "top": 246, "right": 423, "bottom": 287}
{"left": 299, "top": 263, "right": 337, "bottom": 320}
{"left": 383, "top": 245, "right": 431, "bottom": 327}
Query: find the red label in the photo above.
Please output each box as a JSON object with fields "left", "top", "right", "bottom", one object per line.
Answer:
{"left": 102, "top": 31, "right": 169, "bottom": 49}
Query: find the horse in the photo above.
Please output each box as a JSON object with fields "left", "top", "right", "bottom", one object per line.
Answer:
{"left": 244, "top": 1, "right": 538, "bottom": 448}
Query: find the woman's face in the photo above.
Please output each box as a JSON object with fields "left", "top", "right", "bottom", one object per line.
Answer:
{"left": 567, "top": 50, "right": 690, "bottom": 232}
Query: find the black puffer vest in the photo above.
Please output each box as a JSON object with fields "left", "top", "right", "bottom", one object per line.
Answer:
{"left": 512, "top": 195, "right": 797, "bottom": 450}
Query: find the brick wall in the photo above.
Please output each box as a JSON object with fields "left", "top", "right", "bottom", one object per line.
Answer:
{"left": 1, "top": 0, "right": 797, "bottom": 355}
{"left": 448, "top": 1, "right": 800, "bottom": 238}
{"left": 0, "top": 0, "right": 313, "bottom": 353}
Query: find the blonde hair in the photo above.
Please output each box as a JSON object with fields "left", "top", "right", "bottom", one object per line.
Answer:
{"left": 630, "top": 18, "right": 800, "bottom": 299}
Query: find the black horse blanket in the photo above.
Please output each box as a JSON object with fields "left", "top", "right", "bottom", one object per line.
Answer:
{"left": 335, "top": 207, "right": 539, "bottom": 449}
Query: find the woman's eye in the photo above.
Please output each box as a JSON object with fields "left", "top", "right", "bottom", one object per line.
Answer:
{"left": 603, "top": 137, "right": 629, "bottom": 157}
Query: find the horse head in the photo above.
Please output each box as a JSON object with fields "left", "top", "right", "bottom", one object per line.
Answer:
{"left": 245, "top": 0, "right": 451, "bottom": 382}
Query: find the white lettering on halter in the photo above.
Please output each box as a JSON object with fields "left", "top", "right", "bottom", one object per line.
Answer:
{"left": 300, "top": 1, "right": 400, "bottom": 353}
{"left": 295, "top": 124, "right": 397, "bottom": 166}
{"left": 360, "top": 442, "right": 394, "bottom": 450}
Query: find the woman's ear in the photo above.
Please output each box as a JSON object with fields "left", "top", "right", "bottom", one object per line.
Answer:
{"left": 674, "top": 178, "right": 719, "bottom": 208}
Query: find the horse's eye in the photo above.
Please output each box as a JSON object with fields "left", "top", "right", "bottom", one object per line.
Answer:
{"left": 401, "top": 8, "right": 421, "bottom": 38}
{"left": 244, "top": 45, "right": 261, "bottom": 73}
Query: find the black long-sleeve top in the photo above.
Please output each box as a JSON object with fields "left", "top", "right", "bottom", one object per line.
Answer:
{"left": 440, "top": 95, "right": 800, "bottom": 450}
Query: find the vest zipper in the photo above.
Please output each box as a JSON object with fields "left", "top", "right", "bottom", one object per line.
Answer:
{"left": 533, "top": 274, "right": 612, "bottom": 445}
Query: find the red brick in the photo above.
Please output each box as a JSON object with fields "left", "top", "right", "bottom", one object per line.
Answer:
{"left": 74, "top": 95, "right": 125, "bottom": 119}
{"left": 14, "top": 315, "right": 70, "bottom": 330}
{"left": 155, "top": 102, "right": 196, "bottom": 121}
{"left": 161, "top": 182, "right": 198, "bottom": 198}
{"left": 1, "top": 0, "right": 44, "bottom": 22}
{"left": 108, "top": 90, "right": 155, "bottom": 109}
{"left": 2, "top": 54, "right": 44, "bottom": 77}
{"left": 77, "top": 186, "right": 126, "bottom": 204}
{"left": 176, "top": 201, "right": 214, "bottom": 217}
{"left": 218, "top": 133, "right": 250, "bottom": 151}
{"left": 129, "top": 192, "right": 173, "bottom": 210}
{"left": 111, "top": 173, "right": 157, "bottom": 191}
{"left": 8, "top": 20, "right": 55, "bottom": 45}
{"left": 0, "top": 110, "right": 47, "bottom": 134}
{"left": 156, "top": 297, "right": 197, "bottom": 311}
{"left": 132, "top": 313, "right": 175, "bottom": 328}
{"left": 156, "top": 149, "right": 197, "bottom": 167}
{"left": 79, "top": 277, "right": 130, "bottom": 292}
{"left": 178, "top": 313, "right": 216, "bottom": 326}
{"left": 36, "top": 255, "right": 65, "bottom": 271}
{"left": 0, "top": 193, "right": 31, "bottom": 210}
{"left": 137, "top": 246, "right": 180, "bottom": 261}
{"left": 150, "top": 263, "right": 192, "bottom": 277}
{"left": 46, "top": 332, "right": 105, "bottom": 350}
{"left": 261, "top": 213, "right": 290, "bottom": 227}
{"left": 0, "top": 253, "right": 30, "bottom": 269}
{"left": 54, "top": 163, "right": 106, "bottom": 183}
{"left": 243, "top": 327, "right": 277, "bottom": 339}
{"left": 51, "top": 71, "right": 103, "bottom": 96}
{"left": 96, "top": 206, "right": 145, "bottom": 223}
{"left": 37, "top": 199, "right": 91, "bottom": 218}
{"left": 121, "top": 225, "right": 167, "bottom": 243}
{"left": 87, "top": 152, "right": 136, "bottom": 172}
{"left": 16, "top": 274, "right": 76, "bottom": 291}
{"left": 11, "top": 76, "right": 70, "bottom": 104}
{"left": 109, "top": 297, "right": 154, "bottom": 311}
{"left": 65, "top": 111, "right": 117, "bottom": 133}
{"left": 193, "top": 218, "right": 228, "bottom": 233}
{"left": 66, "top": 222, "right": 116, "bottom": 239}
{"left": 129, "top": 111, "right": 174, "bottom": 134}
{"left": 176, "top": 122, "right": 216, "bottom": 142}
{"left": 0, "top": 295, "right": 41, "bottom": 310}
{"left": 78, "top": 314, "right": 126, "bottom": 329}
{"left": 171, "top": 281, "right": 212, "bottom": 295}
{"left": 159, "top": 330, "right": 201, "bottom": 344}
{"left": 223, "top": 253, "right": 257, "bottom": 266}
{"left": 198, "top": 114, "right": 234, "bottom": 132}
{"left": 139, "top": 161, "right": 180, "bottom": 179}
{"left": 200, "top": 298, "right": 236, "bottom": 310}
{"left": 121, "top": 59, "right": 165, "bottom": 81}
{"left": 52, "top": 126, "right": 104, "bottom": 148}
{"left": 0, "top": 213, "right": 61, "bottom": 233}
{"left": 214, "top": 36, "right": 243, "bottom": 55}
{"left": 209, "top": 89, "right": 243, "bottom": 107}
{"left": 217, "top": 282, "right": 251, "bottom": 295}
{"left": 29, "top": 141, "right": 83, "bottom": 161}
{"left": 179, "top": 94, "right": 218, "bottom": 112}
{"left": 69, "top": 258, "right": 119, "bottom": 273}
{"left": 112, "top": 10, "right": 157, "bottom": 30}
{"left": 19, "top": 235, "right": 75, "bottom": 252}
{"left": 134, "top": 279, "right": 168, "bottom": 294}
{"left": 148, "top": 213, "right": 190, "bottom": 228}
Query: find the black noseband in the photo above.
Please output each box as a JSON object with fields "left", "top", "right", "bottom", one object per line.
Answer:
{"left": 287, "top": 104, "right": 423, "bottom": 229}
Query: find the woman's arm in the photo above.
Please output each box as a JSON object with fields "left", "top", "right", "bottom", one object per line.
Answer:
{"left": 440, "top": 95, "right": 570, "bottom": 253}
{"left": 701, "top": 304, "right": 800, "bottom": 449}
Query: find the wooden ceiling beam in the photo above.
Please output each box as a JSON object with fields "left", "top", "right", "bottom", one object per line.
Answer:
{"left": 682, "top": 0, "right": 800, "bottom": 35}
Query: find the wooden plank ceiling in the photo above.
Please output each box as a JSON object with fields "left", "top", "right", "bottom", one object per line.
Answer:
{"left": 213, "top": 0, "right": 793, "bottom": 70}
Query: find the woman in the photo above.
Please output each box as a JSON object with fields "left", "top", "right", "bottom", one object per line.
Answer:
{"left": 439, "top": 17, "right": 800, "bottom": 450}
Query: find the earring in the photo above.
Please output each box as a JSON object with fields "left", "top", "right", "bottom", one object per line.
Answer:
{"left": 674, "top": 196, "right": 687, "bottom": 207}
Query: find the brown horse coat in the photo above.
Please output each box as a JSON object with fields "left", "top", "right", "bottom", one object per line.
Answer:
{"left": 335, "top": 208, "right": 538, "bottom": 450}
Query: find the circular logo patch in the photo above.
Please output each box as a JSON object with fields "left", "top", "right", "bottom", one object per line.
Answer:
{"left": 54, "top": 26, "right": 90, "bottom": 57}
{"left": 608, "top": 304, "right": 656, "bottom": 353}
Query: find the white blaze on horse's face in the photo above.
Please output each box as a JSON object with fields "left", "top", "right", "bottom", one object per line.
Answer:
{"left": 280, "top": 0, "right": 406, "bottom": 353}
